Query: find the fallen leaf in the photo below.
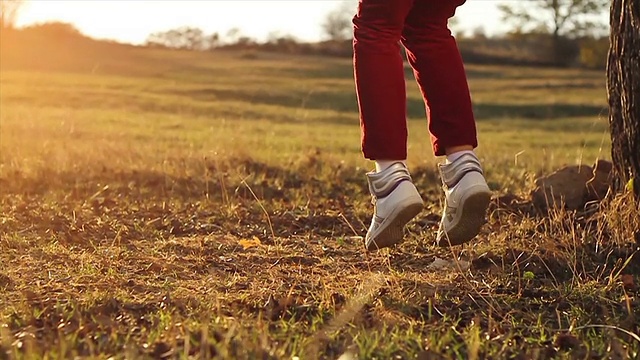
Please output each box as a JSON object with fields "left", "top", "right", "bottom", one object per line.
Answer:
{"left": 239, "top": 236, "right": 261, "bottom": 250}
{"left": 621, "top": 274, "right": 635, "bottom": 291}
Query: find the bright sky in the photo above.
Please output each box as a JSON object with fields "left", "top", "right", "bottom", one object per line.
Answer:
{"left": 16, "top": 0, "right": 508, "bottom": 44}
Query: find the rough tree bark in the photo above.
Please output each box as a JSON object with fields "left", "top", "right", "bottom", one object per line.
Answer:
{"left": 607, "top": 0, "right": 640, "bottom": 199}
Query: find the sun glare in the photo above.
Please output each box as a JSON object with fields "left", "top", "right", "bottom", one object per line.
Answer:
{"left": 16, "top": 1, "right": 507, "bottom": 45}
{"left": 16, "top": 0, "right": 349, "bottom": 44}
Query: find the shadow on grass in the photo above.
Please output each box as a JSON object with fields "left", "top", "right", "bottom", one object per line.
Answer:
{"left": 174, "top": 85, "right": 605, "bottom": 124}
{"left": 182, "top": 87, "right": 359, "bottom": 114}
{"left": 473, "top": 103, "right": 607, "bottom": 120}
{"left": 280, "top": 61, "right": 509, "bottom": 81}
{"left": 512, "top": 82, "right": 603, "bottom": 90}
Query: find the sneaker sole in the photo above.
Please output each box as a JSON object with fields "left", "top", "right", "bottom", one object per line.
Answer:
{"left": 438, "top": 190, "right": 491, "bottom": 247}
{"left": 366, "top": 200, "right": 423, "bottom": 251}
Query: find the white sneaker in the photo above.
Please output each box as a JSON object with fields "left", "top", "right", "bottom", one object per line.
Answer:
{"left": 365, "top": 162, "right": 424, "bottom": 251}
{"left": 436, "top": 153, "right": 491, "bottom": 247}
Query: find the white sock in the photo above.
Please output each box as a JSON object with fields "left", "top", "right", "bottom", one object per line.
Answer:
{"left": 446, "top": 150, "right": 475, "bottom": 164}
{"left": 375, "top": 160, "right": 406, "bottom": 172}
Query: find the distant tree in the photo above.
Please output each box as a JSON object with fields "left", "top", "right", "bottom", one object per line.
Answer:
{"left": 578, "top": 35, "right": 608, "bottom": 68}
{"left": 182, "top": 27, "right": 206, "bottom": 50}
{"left": 0, "top": 0, "right": 24, "bottom": 30}
{"left": 322, "top": 2, "right": 353, "bottom": 41}
{"left": 206, "top": 32, "right": 220, "bottom": 50}
{"left": 472, "top": 26, "right": 488, "bottom": 40}
{"left": 498, "top": 0, "right": 608, "bottom": 64}
{"left": 146, "top": 27, "right": 208, "bottom": 50}
{"left": 607, "top": 0, "right": 640, "bottom": 199}
{"left": 234, "top": 36, "right": 256, "bottom": 47}
{"left": 220, "top": 28, "right": 256, "bottom": 48}
{"left": 225, "top": 27, "right": 242, "bottom": 44}
{"left": 23, "top": 22, "right": 83, "bottom": 37}
{"left": 265, "top": 31, "right": 299, "bottom": 53}
{"left": 499, "top": 0, "right": 608, "bottom": 38}
{"left": 266, "top": 31, "right": 297, "bottom": 45}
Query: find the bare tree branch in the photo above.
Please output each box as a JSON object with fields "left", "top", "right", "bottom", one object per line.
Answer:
{"left": 322, "top": 2, "right": 353, "bottom": 41}
{"left": 0, "top": 0, "right": 24, "bottom": 29}
{"left": 499, "top": 0, "right": 608, "bottom": 37}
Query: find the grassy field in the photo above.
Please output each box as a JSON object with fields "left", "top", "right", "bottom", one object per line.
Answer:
{"left": 1, "top": 36, "right": 638, "bottom": 359}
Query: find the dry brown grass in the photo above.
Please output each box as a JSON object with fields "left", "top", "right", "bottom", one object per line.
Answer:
{"left": 0, "top": 36, "right": 638, "bottom": 359}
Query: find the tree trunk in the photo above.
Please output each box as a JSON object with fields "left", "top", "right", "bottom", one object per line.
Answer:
{"left": 607, "top": 0, "right": 640, "bottom": 199}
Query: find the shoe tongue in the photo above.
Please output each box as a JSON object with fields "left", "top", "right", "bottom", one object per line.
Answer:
{"left": 383, "top": 162, "right": 407, "bottom": 173}
{"left": 446, "top": 151, "right": 476, "bottom": 164}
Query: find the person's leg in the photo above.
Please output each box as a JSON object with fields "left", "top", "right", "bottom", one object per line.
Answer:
{"left": 401, "top": 0, "right": 491, "bottom": 246}
{"left": 353, "top": 0, "right": 423, "bottom": 251}
{"left": 353, "top": 0, "right": 413, "bottom": 163}
{"left": 401, "top": 0, "right": 476, "bottom": 157}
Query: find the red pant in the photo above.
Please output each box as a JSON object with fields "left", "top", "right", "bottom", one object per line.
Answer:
{"left": 353, "top": 0, "right": 476, "bottom": 159}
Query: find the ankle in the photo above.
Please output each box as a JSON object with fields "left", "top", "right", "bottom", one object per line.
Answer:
{"left": 446, "top": 150, "right": 475, "bottom": 164}
{"left": 375, "top": 160, "right": 406, "bottom": 172}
